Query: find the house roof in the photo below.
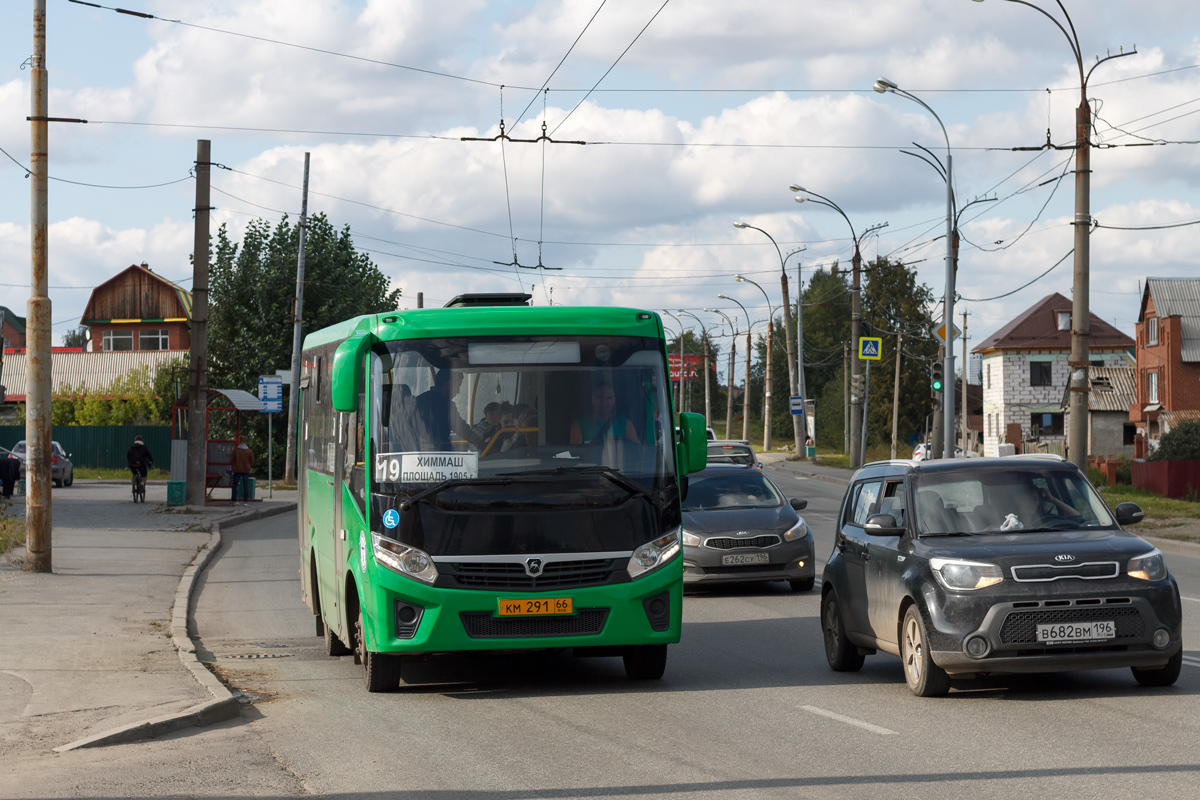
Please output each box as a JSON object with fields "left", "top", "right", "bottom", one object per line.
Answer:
{"left": 0, "top": 350, "right": 184, "bottom": 402}
{"left": 1140, "top": 278, "right": 1200, "bottom": 362}
{"left": 973, "top": 292, "right": 1135, "bottom": 354}
{"left": 1161, "top": 409, "right": 1200, "bottom": 429}
{"left": 0, "top": 306, "right": 26, "bottom": 334}
{"left": 81, "top": 263, "right": 193, "bottom": 323}
{"left": 1060, "top": 366, "right": 1136, "bottom": 413}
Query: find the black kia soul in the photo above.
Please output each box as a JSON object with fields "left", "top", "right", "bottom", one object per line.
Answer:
{"left": 821, "top": 456, "right": 1183, "bottom": 696}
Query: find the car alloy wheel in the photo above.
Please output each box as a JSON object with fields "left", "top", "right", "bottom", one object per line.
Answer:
{"left": 901, "top": 606, "right": 950, "bottom": 697}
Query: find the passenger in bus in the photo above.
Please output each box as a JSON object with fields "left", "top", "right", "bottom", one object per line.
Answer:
{"left": 414, "top": 369, "right": 483, "bottom": 451}
{"left": 471, "top": 402, "right": 501, "bottom": 443}
{"left": 570, "top": 380, "right": 640, "bottom": 445}
{"left": 501, "top": 406, "right": 539, "bottom": 451}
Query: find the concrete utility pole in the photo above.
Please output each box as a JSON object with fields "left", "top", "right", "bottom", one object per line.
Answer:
{"left": 417, "top": 292, "right": 423, "bottom": 309}
{"left": 891, "top": 333, "right": 903, "bottom": 460}
{"left": 719, "top": 295, "right": 753, "bottom": 442}
{"left": 25, "top": 0, "right": 52, "bottom": 572}
{"left": 843, "top": 342, "right": 850, "bottom": 454}
{"left": 797, "top": 258, "right": 808, "bottom": 454}
{"left": 283, "top": 152, "right": 310, "bottom": 485}
{"left": 707, "top": 308, "right": 738, "bottom": 439}
{"left": 791, "top": 185, "right": 886, "bottom": 469}
{"left": 962, "top": 309, "right": 970, "bottom": 452}
{"left": 736, "top": 275, "right": 774, "bottom": 451}
{"left": 678, "top": 310, "right": 710, "bottom": 425}
{"left": 186, "top": 140, "right": 212, "bottom": 508}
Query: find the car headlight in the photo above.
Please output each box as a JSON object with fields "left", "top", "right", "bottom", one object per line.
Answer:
{"left": 784, "top": 519, "right": 810, "bottom": 542}
{"left": 372, "top": 532, "right": 439, "bottom": 584}
{"left": 1128, "top": 548, "right": 1167, "bottom": 582}
{"left": 627, "top": 529, "right": 681, "bottom": 580}
{"left": 929, "top": 557, "right": 1003, "bottom": 591}
{"left": 681, "top": 530, "right": 701, "bottom": 547}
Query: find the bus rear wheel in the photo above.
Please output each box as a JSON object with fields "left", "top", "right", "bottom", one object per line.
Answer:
{"left": 356, "top": 608, "right": 401, "bottom": 692}
{"left": 623, "top": 644, "right": 668, "bottom": 680}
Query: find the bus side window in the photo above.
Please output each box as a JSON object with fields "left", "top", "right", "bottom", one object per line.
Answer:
{"left": 348, "top": 374, "right": 367, "bottom": 513}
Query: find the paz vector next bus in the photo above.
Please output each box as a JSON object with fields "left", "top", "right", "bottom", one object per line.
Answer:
{"left": 297, "top": 293, "right": 708, "bottom": 691}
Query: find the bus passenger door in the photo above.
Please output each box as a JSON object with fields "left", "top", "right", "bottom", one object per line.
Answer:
{"left": 332, "top": 411, "right": 346, "bottom": 640}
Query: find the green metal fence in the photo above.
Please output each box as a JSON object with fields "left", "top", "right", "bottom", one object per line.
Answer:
{"left": 0, "top": 426, "right": 172, "bottom": 470}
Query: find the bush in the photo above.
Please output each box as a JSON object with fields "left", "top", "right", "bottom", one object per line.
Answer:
{"left": 1150, "top": 420, "right": 1200, "bottom": 461}
{"left": 1086, "top": 466, "right": 1105, "bottom": 486}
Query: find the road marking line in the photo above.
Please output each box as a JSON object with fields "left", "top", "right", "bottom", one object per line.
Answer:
{"left": 799, "top": 705, "right": 897, "bottom": 735}
{"left": 1181, "top": 596, "right": 1200, "bottom": 603}
{"left": 1182, "top": 657, "right": 1200, "bottom": 668}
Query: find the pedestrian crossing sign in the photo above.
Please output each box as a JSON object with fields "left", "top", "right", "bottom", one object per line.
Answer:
{"left": 858, "top": 337, "right": 883, "bottom": 361}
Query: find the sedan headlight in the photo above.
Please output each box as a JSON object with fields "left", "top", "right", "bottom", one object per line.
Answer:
{"left": 372, "top": 532, "right": 439, "bottom": 584}
{"left": 784, "top": 519, "right": 810, "bottom": 542}
{"left": 681, "top": 530, "right": 701, "bottom": 547}
{"left": 1127, "top": 548, "right": 1168, "bottom": 582}
{"left": 627, "top": 529, "right": 681, "bottom": 580}
{"left": 929, "top": 557, "right": 1003, "bottom": 591}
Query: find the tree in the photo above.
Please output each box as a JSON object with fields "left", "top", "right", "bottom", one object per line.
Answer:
{"left": 62, "top": 327, "right": 89, "bottom": 349}
{"left": 1150, "top": 420, "right": 1200, "bottom": 461}
{"left": 207, "top": 213, "right": 401, "bottom": 478}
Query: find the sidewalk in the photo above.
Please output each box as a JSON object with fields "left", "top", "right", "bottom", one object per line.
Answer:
{"left": 757, "top": 451, "right": 852, "bottom": 487}
{"left": 0, "top": 482, "right": 296, "bottom": 758}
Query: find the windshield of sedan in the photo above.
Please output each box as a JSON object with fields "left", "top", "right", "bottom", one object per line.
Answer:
{"left": 912, "top": 468, "right": 1115, "bottom": 535}
{"left": 682, "top": 470, "right": 782, "bottom": 511}
{"left": 370, "top": 335, "right": 675, "bottom": 497}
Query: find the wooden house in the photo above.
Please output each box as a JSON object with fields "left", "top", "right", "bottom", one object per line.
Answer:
{"left": 81, "top": 263, "right": 192, "bottom": 352}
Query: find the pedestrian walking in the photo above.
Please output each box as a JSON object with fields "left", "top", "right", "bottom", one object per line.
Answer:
{"left": 230, "top": 439, "right": 255, "bottom": 503}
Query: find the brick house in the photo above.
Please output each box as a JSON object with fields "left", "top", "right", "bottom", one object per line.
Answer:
{"left": 81, "top": 263, "right": 192, "bottom": 352}
{"left": 974, "top": 292, "right": 1134, "bottom": 458}
{"left": 0, "top": 305, "right": 26, "bottom": 349}
{"left": 1128, "top": 278, "right": 1200, "bottom": 450}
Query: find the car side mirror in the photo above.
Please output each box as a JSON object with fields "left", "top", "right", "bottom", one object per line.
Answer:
{"left": 864, "top": 513, "right": 904, "bottom": 535}
{"left": 789, "top": 498, "right": 808, "bottom": 510}
{"left": 1114, "top": 502, "right": 1144, "bottom": 526}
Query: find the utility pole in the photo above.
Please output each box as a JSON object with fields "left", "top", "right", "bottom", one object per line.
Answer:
{"left": 186, "top": 140, "right": 211, "bottom": 508}
{"left": 891, "top": 333, "right": 903, "bottom": 460}
{"left": 25, "top": 0, "right": 52, "bottom": 573}
{"left": 743, "top": 326, "right": 752, "bottom": 442}
{"left": 843, "top": 342, "right": 850, "bottom": 455}
{"left": 283, "top": 152, "right": 310, "bottom": 485}
{"left": 962, "top": 309, "right": 970, "bottom": 453}
{"left": 726, "top": 337, "right": 735, "bottom": 438}
{"left": 850, "top": 245, "right": 863, "bottom": 467}
{"left": 796, "top": 259, "right": 808, "bottom": 458}
{"left": 417, "top": 292, "right": 423, "bottom": 309}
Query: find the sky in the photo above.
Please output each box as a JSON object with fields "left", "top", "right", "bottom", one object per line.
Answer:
{"left": 2, "top": 0, "right": 1199, "bottom": 381}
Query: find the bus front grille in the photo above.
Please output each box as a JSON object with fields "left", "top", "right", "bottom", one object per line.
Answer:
{"left": 460, "top": 608, "right": 610, "bottom": 639}
{"left": 447, "top": 559, "right": 617, "bottom": 591}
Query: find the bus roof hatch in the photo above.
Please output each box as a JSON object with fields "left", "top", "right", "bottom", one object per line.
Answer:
{"left": 443, "top": 293, "right": 532, "bottom": 308}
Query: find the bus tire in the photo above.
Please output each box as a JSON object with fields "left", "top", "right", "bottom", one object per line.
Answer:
{"left": 323, "top": 617, "right": 351, "bottom": 657}
{"left": 623, "top": 644, "right": 668, "bottom": 680}
{"left": 357, "top": 607, "right": 401, "bottom": 692}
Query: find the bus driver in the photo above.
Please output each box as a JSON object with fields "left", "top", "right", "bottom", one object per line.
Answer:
{"left": 570, "top": 380, "right": 640, "bottom": 446}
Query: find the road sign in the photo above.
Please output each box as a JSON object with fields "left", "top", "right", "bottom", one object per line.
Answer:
{"left": 789, "top": 395, "right": 804, "bottom": 415}
{"left": 858, "top": 337, "right": 883, "bottom": 361}
{"left": 258, "top": 375, "right": 283, "bottom": 413}
{"left": 936, "top": 321, "right": 962, "bottom": 344}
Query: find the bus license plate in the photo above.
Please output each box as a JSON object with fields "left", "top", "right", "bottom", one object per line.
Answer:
{"left": 1036, "top": 620, "right": 1115, "bottom": 645}
{"left": 722, "top": 553, "right": 770, "bottom": 566}
{"left": 498, "top": 597, "right": 573, "bottom": 617}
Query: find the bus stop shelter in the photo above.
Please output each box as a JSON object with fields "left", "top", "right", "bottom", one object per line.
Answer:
{"left": 170, "top": 389, "right": 264, "bottom": 495}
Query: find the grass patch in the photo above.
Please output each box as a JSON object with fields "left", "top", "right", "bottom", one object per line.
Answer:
{"left": 1, "top": 503, "right": 24, "bottom": 557}
{"left": 74, "top": 467, "right": 172, "bottom": 481}
{"left": 1097, "top": 485, "right": 1200, "bottom": 521}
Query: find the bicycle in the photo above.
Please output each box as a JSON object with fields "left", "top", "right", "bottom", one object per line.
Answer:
{"left": 131, "top": 468, "right": 146, "bottom": 503}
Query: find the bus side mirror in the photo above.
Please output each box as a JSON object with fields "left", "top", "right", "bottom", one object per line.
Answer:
{"left": 676, "top": 412, "right": 708, "bottom": 476}
{"left": 332, "top": 332, "right": 373, "bottom": 412}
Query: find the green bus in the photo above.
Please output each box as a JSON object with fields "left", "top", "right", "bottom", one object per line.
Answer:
{"left": 298, "top": 293, "right": 707, "bottom": 691}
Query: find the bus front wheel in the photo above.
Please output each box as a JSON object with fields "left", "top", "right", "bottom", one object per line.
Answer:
{"left": 623, "top": 645, "right": 668, "bottom": 680}
{"left": 356, "top": 608, "right": 401, "bottom": 692}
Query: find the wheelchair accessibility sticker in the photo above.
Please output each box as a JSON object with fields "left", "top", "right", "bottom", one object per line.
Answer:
{"left": 382, "top": 508, "right": 400, "bottom": 529}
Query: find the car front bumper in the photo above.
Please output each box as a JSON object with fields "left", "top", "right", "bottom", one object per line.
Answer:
{"left": 682, "top": 534, "right": 814, "bottom": 585}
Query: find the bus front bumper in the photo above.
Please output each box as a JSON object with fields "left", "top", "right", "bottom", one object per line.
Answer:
{"left": 364, "top": 559, "right": 683, "bottom": 655}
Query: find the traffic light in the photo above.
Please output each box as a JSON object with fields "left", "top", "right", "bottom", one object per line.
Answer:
{"left": 930, "top": 362, "right": 944, "bottom": 394}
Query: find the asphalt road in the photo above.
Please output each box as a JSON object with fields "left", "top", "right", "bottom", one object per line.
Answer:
{"left": 184, "top": 466, "right": 1200, "bottom": 799}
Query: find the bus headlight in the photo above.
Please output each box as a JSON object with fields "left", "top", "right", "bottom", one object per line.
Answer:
{"left": 1128, "top": 549, "right": 1167, "bottom": 582}
{"left": 372, "top": 532, "right": 439, "bottom": 584}
{"left": 628, "top": 529, "right": 681, "bottom": 580}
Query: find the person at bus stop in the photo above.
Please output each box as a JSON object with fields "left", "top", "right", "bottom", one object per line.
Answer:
{"left": 0, "top": 453, "right": 19, "bottom": 498}
{"left": 230, "top": 439, "right": 255, "bottom": 503}
{"left": 570, "top": 380, "right": 640, "bottom": 445}
{"left": 126, "top": 435, "right": 155, "bottom": 487}
{"left": 414, "top": 369, "right": 483, "bottom": 451}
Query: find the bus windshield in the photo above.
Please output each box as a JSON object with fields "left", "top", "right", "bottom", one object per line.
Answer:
{"left": 370, "top": 335, "right": 675, "bottom": 498}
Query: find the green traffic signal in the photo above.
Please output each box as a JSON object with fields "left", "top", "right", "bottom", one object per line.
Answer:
{"left": 931, "top": 362, "right": 944, "bottom": 392}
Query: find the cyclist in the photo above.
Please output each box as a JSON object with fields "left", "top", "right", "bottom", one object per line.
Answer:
{"left": 127, "top": 435, "right": 154, "bottom": 499}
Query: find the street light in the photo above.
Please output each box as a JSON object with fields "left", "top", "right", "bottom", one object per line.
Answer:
{"left": 735, "top": 274, "right": 775, "bottom": 451}
{"left": 661, "top": 310, "right": 687, "bottom": 416}
{"left": 873, "top": 75, "right": 956, "bottom": 460}
{"left": 706, "top": 307, "right": 738, "bottom": 439}
{"left": 677, "top": 310, "right": 711, "bottom": 424}
{"left": 718, "top": 294, "right": 755, "bottom": 443}
{"left": 734, "top": 222, "right": 808, "bottom": 457}
{"left": 789, "top": 185, "right": 887, "bottom": 469}
{"left": 970, "top": 0, "right": 1136, "bottom": 468}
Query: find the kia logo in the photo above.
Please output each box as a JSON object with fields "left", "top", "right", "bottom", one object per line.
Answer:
{"left": 1053, "top": 554, "right": 1076, "bottom": 563}
{"left": 524, "top": 558, "right": 544, "bottom": 577}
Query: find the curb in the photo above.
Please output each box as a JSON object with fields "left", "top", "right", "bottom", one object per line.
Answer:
{"left": 767, "top": 460, "right": 852, "bottom": 487}
{"left": 55, "top": 501, "right": 299, "bottom": 751}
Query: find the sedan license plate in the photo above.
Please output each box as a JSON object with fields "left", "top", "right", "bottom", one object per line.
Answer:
{"left": 721, "top": 552, "right": 770, "bottom": 566}
{"left": 1036, "top": 620, "right": 1116, "bottom": 645}
{"left": 497, "top": 597, "right": 573, "bottom": 617}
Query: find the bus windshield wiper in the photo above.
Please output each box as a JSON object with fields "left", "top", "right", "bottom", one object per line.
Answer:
{"left": 496, "top": 466, "right": 654, "bottom": 503}
{"left": 398, "top": 477, "right": 518, "bottom": 510}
